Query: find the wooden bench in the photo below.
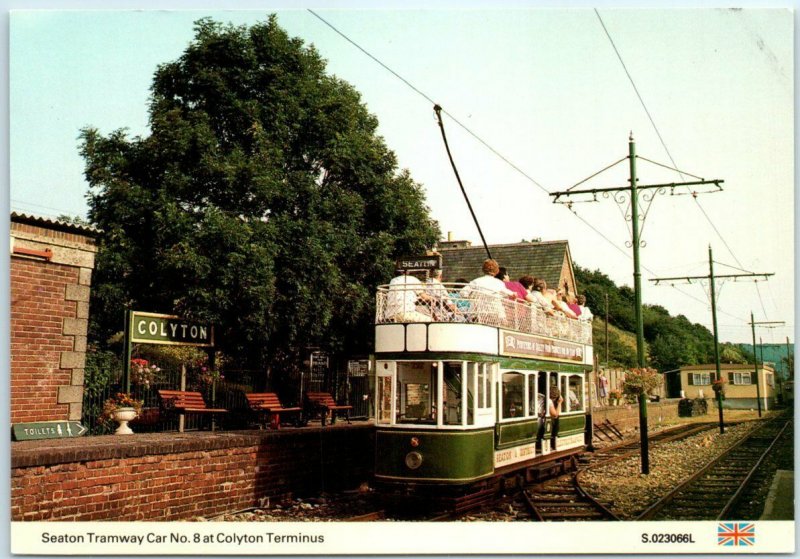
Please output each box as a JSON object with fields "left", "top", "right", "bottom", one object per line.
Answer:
{"left": 245, "top": 393, "right": 301, "bottom": 430}
{"left": 158, "top": 390, "right": 228, "bottom": 431}
{"left": 305, "top": 392, "right": 352, "bottom": 426}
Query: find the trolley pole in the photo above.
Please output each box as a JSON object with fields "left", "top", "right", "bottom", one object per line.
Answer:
{"left": 549, "top": 133, "right": 724, "bottom": 475}
{"left": 749, "top": 315, "right": 784, "bottom": 417}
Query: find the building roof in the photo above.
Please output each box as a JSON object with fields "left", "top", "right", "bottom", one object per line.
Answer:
{"left": 11, "top": 212, "right": 100, "bottom": 237}
{"left": 438, "top": 240, "right": 573, "bottom": 290}
{"left": 680, "top": 363, "right": 774, "bottom": 372}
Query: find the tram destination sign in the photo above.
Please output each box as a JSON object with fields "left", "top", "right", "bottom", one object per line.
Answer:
{"left": 130, "top": 311, "right": 214, "bottom": 347}
{"left": 13, "top": 421, "right": 87, "bottom": 441}
{"left": 395, "top": 255, "right": 441, "bottom": 272}
{"left": 500, "top": 331, "right": 584, "bottom": 363}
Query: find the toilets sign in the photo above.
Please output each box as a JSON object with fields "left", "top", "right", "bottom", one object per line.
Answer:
{"left": 130, "top": 311, "right": 214, "bottom": 347}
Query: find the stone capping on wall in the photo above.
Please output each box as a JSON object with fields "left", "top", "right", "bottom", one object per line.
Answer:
{"left": 11, "top": 425, "right": 374, "bottom": 469}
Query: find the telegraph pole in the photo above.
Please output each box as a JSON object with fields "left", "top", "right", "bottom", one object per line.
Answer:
{"left": 749, "top": 315, "right": 784, "bottom": 417}
{"left": 650, "top": 247, "right": 772, "bottom": 433}
{"left": 550, "top": 134, "right": 723, "bottom": 474}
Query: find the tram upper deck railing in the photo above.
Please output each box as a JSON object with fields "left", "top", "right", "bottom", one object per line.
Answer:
{"left": 375, "top": 282, "right": 592, "bottom": 346}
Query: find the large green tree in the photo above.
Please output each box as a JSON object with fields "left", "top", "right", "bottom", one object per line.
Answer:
{"left": 81, "top": 16, "right": 439, "bottom": 375}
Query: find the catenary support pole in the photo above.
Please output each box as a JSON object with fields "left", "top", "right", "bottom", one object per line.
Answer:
{"left": 750, "top": 312, "right": 762, "bottom": 417}
{"left": 708, "top": 246, "right": 724, "bottom": 433}
{"left": 629, "top": 134, "right": 649, "bottom": 474}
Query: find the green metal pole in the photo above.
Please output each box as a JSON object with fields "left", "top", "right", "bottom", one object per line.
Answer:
{"left": 123, "top": 309, "right": 132, "bottom": 393}
{"left": 630, "top": 133, "right": 649, "bottom": 474}
{"left": 750, "top": 312, "right": 762, "bottom": 417}
{"left": 708, "top": 246, "right": 724, "bottom": 433}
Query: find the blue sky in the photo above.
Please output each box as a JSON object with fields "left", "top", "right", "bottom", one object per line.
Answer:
{"left": 6, "top": 5, "right": 795, "bottom": 344}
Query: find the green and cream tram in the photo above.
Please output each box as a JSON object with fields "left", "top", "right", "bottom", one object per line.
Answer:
{"left": 373, "top": 281, "right": 593, "bottom": 493}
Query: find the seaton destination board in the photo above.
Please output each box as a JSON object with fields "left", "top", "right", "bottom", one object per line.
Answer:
{"left": 130, "top": 312, "right": 214, "bottom": 347}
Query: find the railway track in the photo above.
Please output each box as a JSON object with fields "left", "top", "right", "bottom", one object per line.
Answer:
{"left": 636, "top": 415, "right": 792, "bottom": 521}
{"left": 522, "top": 422, "right": 723, "bottom": 521}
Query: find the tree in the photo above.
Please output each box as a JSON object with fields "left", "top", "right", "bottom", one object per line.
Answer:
{"left": 81, "top": 16, "right": 439, "bottom": 377}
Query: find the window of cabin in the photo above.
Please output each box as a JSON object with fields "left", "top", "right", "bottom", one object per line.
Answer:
{"left": 692, "top": 372, "right": 712, "bottom": 385}
{"left": 766, "top": 373, "right": 774, "bottom": 387}
{"left": 501, "top": 372, "right": 524, "bottom": 419}
{"left": 732, "top": 372, "right": 752, "bottom": 385}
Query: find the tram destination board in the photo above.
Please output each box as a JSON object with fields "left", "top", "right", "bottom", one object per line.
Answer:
{"left": 395, "top": 254, "right": 441, "bottom": 272}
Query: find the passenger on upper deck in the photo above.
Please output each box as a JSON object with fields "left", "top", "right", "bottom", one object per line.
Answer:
{"left": 425, "top": 269, "right": 460, "bottom": 321}
{"left": 460, "top": 259, "right": 515, "bottom": 325}
{"left": 552, "top": 288, "right": 578, "bottom": 319}
{"left": 386, "top": 270, "right": 434, "bottom": 322}
{"left": 496, "top": 267, "right": 528, "bottom": 301}
{"left": 577, "top": 294, "right": 594, "bottom": 323}
{"left": 528, "top": 278, "right": 556, "bottom": 316}
{"left": 566, "top": 293, "right": 582, "bottom": 318}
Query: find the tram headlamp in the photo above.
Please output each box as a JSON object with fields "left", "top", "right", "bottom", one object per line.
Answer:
{"left": 405, "top": 451, "right": 423, "bottom": 470}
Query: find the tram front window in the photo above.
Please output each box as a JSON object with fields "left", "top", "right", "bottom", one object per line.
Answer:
{"left": 397, "top": 362, "right": 436, "bottom": 424}
{"left": 443, "top": 363, "right": 462, "bottom": 425}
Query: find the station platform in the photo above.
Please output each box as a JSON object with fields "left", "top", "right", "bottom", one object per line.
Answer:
{"left": 760, "top": 469, "right": 794, "bottom": 520}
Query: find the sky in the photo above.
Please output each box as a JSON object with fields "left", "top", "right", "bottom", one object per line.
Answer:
{"left": 6, "top": 4, "right": 795, "bottom": 345}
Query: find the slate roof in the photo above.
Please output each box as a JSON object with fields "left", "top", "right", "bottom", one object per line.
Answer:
{"left": 438, "top": 240, "right": 574, "bottom": 291}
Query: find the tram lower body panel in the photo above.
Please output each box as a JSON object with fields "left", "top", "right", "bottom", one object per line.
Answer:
{"left": 375, "top": 428, "right": 495, "bottom": 484}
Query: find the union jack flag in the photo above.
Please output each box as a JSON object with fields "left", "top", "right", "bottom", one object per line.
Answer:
{"left": 717, "top": 522, "right": 755, "bottom": 546}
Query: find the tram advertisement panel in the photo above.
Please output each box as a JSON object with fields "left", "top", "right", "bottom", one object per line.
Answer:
{"left": 500, "top": 330, "right": 584, "bottom": 363}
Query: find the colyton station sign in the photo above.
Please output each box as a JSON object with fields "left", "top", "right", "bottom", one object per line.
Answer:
{"left": 130, "top": 311, "right": 214, "bottom": 347}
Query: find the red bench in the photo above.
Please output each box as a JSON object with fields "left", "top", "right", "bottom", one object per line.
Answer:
{"left": 245, "top": 393, "right": 301, "bottom": 430}
{"left": 158, "top": 390, "right": 228, "bottom": 431}
{"left": 305, "top": 392, "right": 352, "bottom": 426}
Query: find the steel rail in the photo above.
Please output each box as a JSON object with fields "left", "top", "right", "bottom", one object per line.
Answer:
{"left": 716, "top": 419, "right": 791, "bottom": 520}
{"left": 635, "top": 415, "right": 788, "bottom": 520}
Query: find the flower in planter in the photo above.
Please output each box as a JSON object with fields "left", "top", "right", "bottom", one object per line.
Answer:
{"left": 99, "top": 392, "right": 144, "bottom": 426}
{"left": 622, "top": 367, "right": 662, "bottom": 401}
{"left": 608, "top": 390, "right": 622, "bottom": 403}
{"left": 130, "top": 358, "right": 161, "bottom": 388}
{"left": 712, "top": 377, "right": 727, "bottom": 397}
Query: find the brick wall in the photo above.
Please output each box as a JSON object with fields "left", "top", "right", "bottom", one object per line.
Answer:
{"left": 590, "top": 399, "right": 681, "bottom": 434}
{"left": 11, "top": 426, "right": 374, "bottom": 521}
{"left": 10, "top": 215, "right": 97, "bottom": 423}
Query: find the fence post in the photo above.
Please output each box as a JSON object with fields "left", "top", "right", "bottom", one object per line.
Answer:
{"left": 179, "top": 363, "right": 186, "bottom": 433}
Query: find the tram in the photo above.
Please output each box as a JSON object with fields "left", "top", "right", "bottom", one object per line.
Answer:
{"left": 372, "top": 277, "right": 593, "bottom": 499}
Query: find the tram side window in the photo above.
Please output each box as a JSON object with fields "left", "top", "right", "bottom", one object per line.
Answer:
{"left": 476, "top": 364, "right": 487, "bottom": 408}
{"left": 527, "top": 373, "right": 539, "bottom": 416}
{"left": 377, "top": 376, "right": 392, "bottom": 423}
{"left": 555, "top": 375, "right": 568, "bottom": 413}
{"left": 502, "top": 372, "right": 524, "bottom": 419}
{"left": 443, "top": 362, "right": 463, "bottom": 425}
{"left": 464, "top": 364, "right": 475, "bottom": 425}
{"left": 568, "top": 375, "right": 584, "bottom": 412}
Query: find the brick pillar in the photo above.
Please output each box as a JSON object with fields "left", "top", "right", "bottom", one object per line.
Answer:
{"left": 10, "top": 215, "right": 97, "bottom": 424}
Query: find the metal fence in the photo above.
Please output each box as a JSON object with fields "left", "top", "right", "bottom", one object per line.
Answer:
{"left": 82, "top": 359, "right": 372, "bottom": 434}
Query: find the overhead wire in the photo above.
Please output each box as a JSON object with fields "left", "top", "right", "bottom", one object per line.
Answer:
{"left": 595, "top": 8, "right": 777, "bottom": 327}
{"left": 307, "top": 10, "right": 763, "bottom": 333}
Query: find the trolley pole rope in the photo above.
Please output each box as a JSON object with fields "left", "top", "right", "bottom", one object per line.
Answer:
{"left": 434, "top": 104, "right": 492, "bottom": 260}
